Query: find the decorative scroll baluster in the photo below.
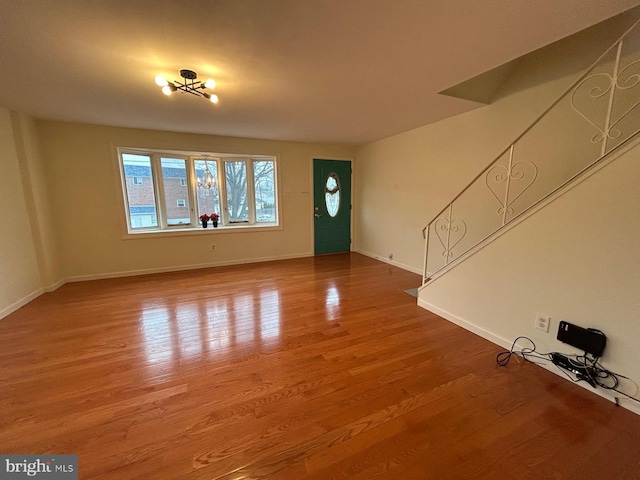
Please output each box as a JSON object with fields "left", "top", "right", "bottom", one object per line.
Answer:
{"left": 502, "top": 146, "right": 514, "bottom": 226}
{"left": 571, "top": 38, "right": 640, "bottom": 151}
{"left": 485, "top": 148, "right": 538, "bottom": 225}
{"left": 434, "top": 204, "right": 467, "bottom": 265}
{"left": 602, "top": 41, "right": 623, "bottom": 155}
{"left": 423, "top": 20, "right": 640, "bottom": 285}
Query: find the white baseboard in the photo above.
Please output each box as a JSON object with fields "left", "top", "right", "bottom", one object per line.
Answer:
{"left": 418, "top": 299, "right": 514, "bottom": 350}
{"left": 0, "top": 288, "right": 44, "bottom": 320}
{"left": 2, "top": 254, "right": 312, "bottom": 319}
{"left": 44, "top": 278, "right": 66, "bottom": 292}
{"left": 65, "top": 252, "right": 313, "bottom": 283}
{"left": 355, "top": 249, "right": 422, "bottom": 275}
{"left": 418, "top": 299, "right": 640, "bottom": 416}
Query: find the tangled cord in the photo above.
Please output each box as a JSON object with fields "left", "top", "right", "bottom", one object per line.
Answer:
{"left": 496, "top": 336, "right": 640, "bottom": 405}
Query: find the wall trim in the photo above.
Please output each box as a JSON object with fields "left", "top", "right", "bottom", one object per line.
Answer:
{"left": 418, "top": 299, "right": 640, "bottom": 416}
{"left": 2, "top": 254, "right": 313, "bottom": 319}
{"left": 65, "top": 252, "right": 313, "bottom": 283}
{"left": 355, "top": 248, "right": 422, "bottom": 275}
{"left": 44, "top": 278, "right": 66, "bottom": 292}
{"left": 0, "top": 288, "right": 45, "bottom": 320}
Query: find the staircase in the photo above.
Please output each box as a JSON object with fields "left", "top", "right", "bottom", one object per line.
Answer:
{"left": 421, "top": 18, "right": 640, "bottom": 287}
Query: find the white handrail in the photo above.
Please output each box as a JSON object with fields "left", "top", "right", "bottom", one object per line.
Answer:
{"left": 423, "top": 17, "right": 640, "bottom": 283}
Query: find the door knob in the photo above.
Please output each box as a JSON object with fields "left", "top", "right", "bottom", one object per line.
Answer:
{"left": 314, "top": 213, "right": 322, "bottom": 218}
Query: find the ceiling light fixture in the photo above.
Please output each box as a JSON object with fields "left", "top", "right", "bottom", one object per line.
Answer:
{"left": 155, "top": 69, "right": 219, "bottom": 104}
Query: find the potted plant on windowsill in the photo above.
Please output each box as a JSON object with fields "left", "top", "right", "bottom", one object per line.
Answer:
{"left": 199, "top": 213, "right": 220, "bottom": 228}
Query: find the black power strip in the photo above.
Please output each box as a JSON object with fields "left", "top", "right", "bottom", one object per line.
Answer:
{"left": 550, "top": 352, "right": 596, "bottom": 387}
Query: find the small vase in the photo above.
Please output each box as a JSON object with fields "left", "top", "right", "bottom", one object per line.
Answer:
{"left": 212, "top": 220, "right": 218, "bottom": 228}
{"left": 201, "top": 220, "right": 208, "bottom": 228}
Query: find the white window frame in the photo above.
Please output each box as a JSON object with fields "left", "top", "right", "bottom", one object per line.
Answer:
{"left": 133, "top": 176, "right": 143, "bottom": 185}
{"left": 118, "top": 147, "right": 279, "bottom": 235}
{"left": 176, "top": 199, "right": 186, "bottom": 207}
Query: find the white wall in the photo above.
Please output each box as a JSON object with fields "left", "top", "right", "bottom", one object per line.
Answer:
{"left": 37, "top": 121, "right": 355, "bottom": 280}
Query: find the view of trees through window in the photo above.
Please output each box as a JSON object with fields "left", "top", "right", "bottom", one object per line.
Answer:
{"left": 120, "top": 150, "right": 277, "bottom": 232}
{"left": 194, "top": 160, "right": 221, "bottom": 221}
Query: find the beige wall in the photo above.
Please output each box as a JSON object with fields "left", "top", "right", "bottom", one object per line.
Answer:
{"left": 355, "top": 13, "right": 640, "bottom": 412}
{"left": 36, "top": 121, "right": 355, "bottom": 280}
{"left": 420, "top": 143, "right": 640, "bottom": 413}
{"left": 354, "top": 13, "right": 638, "bottom": 273}
{"left": 0, "top": 108, "right": 47, "bottom": 316}
{"left": 11, "top": 112, "right": 62, "bottom": 288}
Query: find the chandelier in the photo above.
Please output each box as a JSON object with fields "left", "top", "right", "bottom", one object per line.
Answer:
{"left": 197, "top": 160, "right": 217, "bottom": 191}
{"left": 154, "top": 69, "right": 219, "bottom": 104}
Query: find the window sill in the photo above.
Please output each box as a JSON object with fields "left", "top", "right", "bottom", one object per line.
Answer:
{"left": 123, "top": 223, "right": 281, "bottom": 239}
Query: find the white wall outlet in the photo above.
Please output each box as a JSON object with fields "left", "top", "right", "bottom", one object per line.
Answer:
{"left": 535, "top": 314, "right": 550, "bottom": 332}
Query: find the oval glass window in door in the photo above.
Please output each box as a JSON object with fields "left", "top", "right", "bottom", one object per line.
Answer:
{"left": 325, "top": 172, "right": 341, "bottom": 217}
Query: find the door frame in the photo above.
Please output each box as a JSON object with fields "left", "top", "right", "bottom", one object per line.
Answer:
{"left": 310, "top": 156, "right": 354, "bottom": 254}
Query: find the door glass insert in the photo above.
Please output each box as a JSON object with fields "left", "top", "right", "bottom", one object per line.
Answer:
{"left": 325, "top": 172, "right": 340, "bottom": 217}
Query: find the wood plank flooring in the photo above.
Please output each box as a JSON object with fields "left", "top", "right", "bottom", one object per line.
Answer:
{"left": 1, "top": 253, "right": 639, "bottom": 479}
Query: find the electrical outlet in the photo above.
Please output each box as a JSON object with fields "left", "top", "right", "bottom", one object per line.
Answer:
{"left": 535, "top": 314, "right": 550, "bottom": 332}
{"left": 388, "top": 253, "right": 393, "bottom": 260}
{"left": 211, "top": 244, "right": 216, "bottom": 251}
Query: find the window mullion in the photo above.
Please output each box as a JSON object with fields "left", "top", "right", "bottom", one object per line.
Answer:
{"left": 152, "top": 153, "right": 168, "bottom": 229}
{"left": 246, "top": 159, "right": 257, "bottom": 224}
{"left": 186, "top": 157, "right": 198, "bottom": 226}
{"left": 218, "top": 160, "right": 228, "bottom": 225}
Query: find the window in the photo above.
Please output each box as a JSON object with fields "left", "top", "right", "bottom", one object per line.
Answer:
{"left": 194, "top": 159, "right": 220, "bottom": 222}
{"left": 119, "top": 148, "right": 278, "bottom": 233}
{"left": 161, "top": 157, "right": 191, "bottom": 226}
{"left": 225, "top": 161, "right": 248, "bottom": 222}
{"left": 122, "top": 154, "right": 158, "bottom": 228}
{"left": 325, "top": 172, "right": 340, "bottom": 217}
{"left": 254, "top": 161, "right": 276, "bottom": 223}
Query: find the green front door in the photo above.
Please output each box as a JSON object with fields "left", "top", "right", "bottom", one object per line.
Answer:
{"left": 313, "top": 159, "right": 351, "bottom": 254}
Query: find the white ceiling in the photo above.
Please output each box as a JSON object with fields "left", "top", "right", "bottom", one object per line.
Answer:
{"left": 1, "top": 0, "right": 638, "bottom": 146}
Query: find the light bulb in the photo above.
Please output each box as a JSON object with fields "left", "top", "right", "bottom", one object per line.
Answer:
{"left": 204, "top": 79, "right": 216, "bottom": 89}
{"left": 162, "top": 85, "right": 172, "bottom": 96}
{"left": 155, "top": 75, "right": 168, "bottom": 87}
{"left": 210, "top": 94, "right": 219, "bottom": 104}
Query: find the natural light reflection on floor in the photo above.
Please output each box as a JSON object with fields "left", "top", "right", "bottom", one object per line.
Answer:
{"left": 325, "top": 283, "right": 341, "bottom": 320}
{"left": 234, "top": 294, "right": 255, "bottom": 345}
{"left": 139, "top": 288, "right": 286, "bottom": 367}
{"left": 176, "top": 303, "right": 202, "bottom": 358}
{"left": 260, "top": 290, "right": 281, "bottom": 341}
{"left": 140, "top": 304, "right": 175, "bottom": 365}
{"left": 205, "top": 298, "right": 231, "bottom": 351}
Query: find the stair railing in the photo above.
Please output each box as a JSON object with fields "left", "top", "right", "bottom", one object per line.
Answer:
{"left": 423, "top": 18, "right": 640, "bottom": 285}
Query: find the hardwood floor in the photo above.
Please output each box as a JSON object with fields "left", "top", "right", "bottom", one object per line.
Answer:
{"left": 1, "top": 253, "right": 639, "bottom": 479}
